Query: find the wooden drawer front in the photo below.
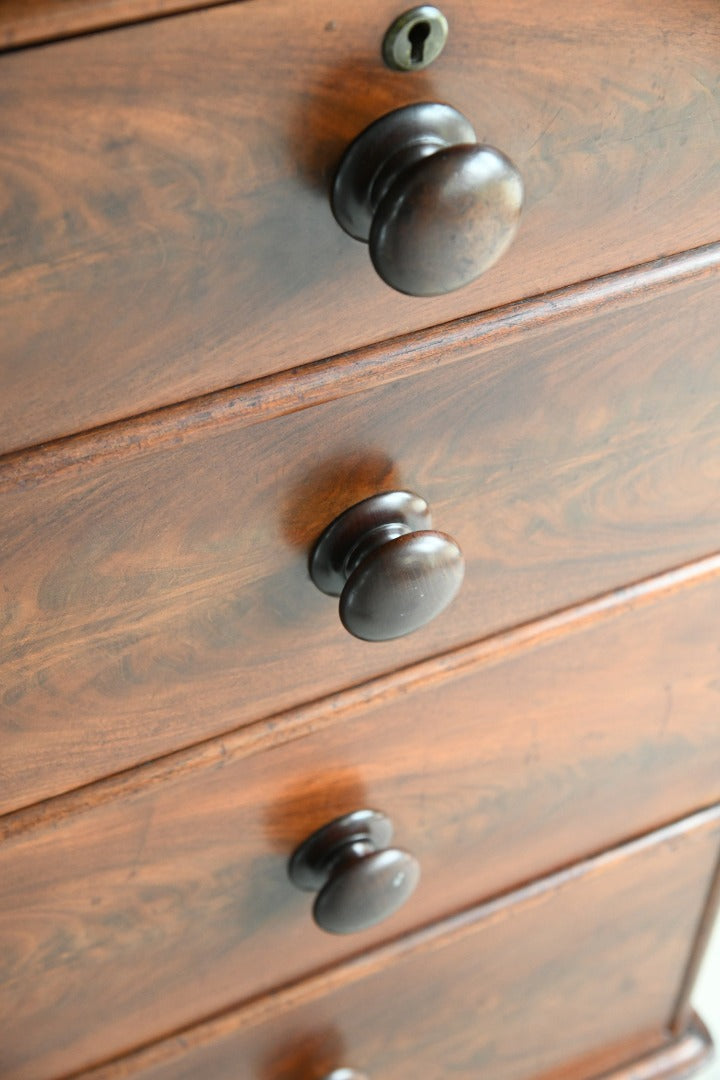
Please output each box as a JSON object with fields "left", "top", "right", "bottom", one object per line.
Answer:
{"left": 1, "top": 0, "right": 719, "bottom": 452}
{"left": 3, "top": 264, "right": 720, "bottom": 810}
{"left": 2, "top": 571, "right": 720, "bottom": 1079}
{"left": 15, "top": 809, "right": 720, "bottom": 1080}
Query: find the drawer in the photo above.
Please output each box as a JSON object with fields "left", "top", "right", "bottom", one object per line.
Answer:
{"left": 3, "top": 259, "right": 720, "bottom": 810}
{"left": 2, "top": 568, "right": 720, "bottom": 1078}
{"left": 10, "top": 808, "right": 720, "bottom": 1080}
{"left": 1, "top": 0, "right": 719, "bottom": 452}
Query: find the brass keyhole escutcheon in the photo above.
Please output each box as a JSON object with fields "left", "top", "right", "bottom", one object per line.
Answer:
{"left": 382, "top": 6, "right": 449, "bottom": 71}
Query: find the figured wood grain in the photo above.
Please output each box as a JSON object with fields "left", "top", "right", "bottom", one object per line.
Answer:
{"left": 2, "top": 268, "right": 720, "bottom": 810}
{"left": 2, "top": 581, "right": 720, "bottom": 1078}
{"left": 0, "top": 0, "right": 234, "bottom": 50}
{"left": 1, "top": 0, "right": 719, "bottom": 451}
{"left": 42, "top": 809, "right": 720, "bottom": 1080}
{"left": 2, "top": 243, "right": 718, "bottom": 497}
{"left": 72, "top": 1018, "right": 716, "bottom": 1080}
{"left": 2, "top": 550, "right": 719, "bottom": 847}
{"left": 77, "top": 1023, "right": 716, "bottom": 1080}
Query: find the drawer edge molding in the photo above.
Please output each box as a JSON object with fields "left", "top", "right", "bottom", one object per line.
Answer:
{"left": 2, "top": 548, "right": 720, "bottom": 846}
{"left": 671, "top": 835, "right": 720, "bottom": 1034}
{"left": 1, "top": 242, "right": 719, "bottom": 491}
{"left": 592, "top": 1012, "right": 712, "bottom": 1080}
{"left": 0, "top": 0, "right": 236, "bottom": 53}
{"left": 61, "top": 805, "right": 720, "bottom": 1080}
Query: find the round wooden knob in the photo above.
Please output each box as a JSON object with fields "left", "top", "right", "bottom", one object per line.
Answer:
{"left": 309, "top": 491, "right": 464, "bottom": 642}
{"left": 288, "top": 810, "right": 420, "bottom": 935}
{"left": 332, "top": 102, "right": 523, "bottom": 296}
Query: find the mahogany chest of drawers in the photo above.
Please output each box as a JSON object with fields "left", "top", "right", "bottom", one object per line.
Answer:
{"left": 1, "top": 2, "right": 719, "bottom": 1078}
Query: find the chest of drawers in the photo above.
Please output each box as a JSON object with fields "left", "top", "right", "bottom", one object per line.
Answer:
{"left": 1, "top": 2, "right": 720, "bottom": 1078}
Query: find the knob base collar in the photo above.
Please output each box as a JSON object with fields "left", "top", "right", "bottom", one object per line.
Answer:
{"left": 332, "top": 102, "right": 476, "bottom": 241}
{"left": 310, "top": 491, "right": 431, "bottom": 597}
{"left": 289, "top": 809, "right": 393, "bottom": 892}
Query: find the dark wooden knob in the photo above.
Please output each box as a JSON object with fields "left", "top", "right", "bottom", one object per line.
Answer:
{"left": 288, "top": 809, "right": 420, "bottom": 935}
{"left": 309, "top": 491, "right": 464, "bottom": 642}
{"left": 332, "top": 102, "right": 523, "bottom": 296}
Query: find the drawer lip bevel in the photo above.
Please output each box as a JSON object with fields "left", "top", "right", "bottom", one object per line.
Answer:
{"left": 0, "top": 0, "right": 236, "bottom": 53}
{"left": 591, "top": 1013, "right": 713, "bottom": 1080}
{"left": 3, "top": 260, "right": 720, "bottom": 812}
{"left": 3, "top": 0, "right": 720, "bottom": 454}
{"left": 2, "top": 568, "right": 720, "bottom": 1077}
{"left": 1, "top": 242, "right": 718, "bottom": 489}
{"left": 56, "top": 805, "right": 720, "bottom": 1080}
{"left": 2, "top": 546, "right": 720, "bottom": 847}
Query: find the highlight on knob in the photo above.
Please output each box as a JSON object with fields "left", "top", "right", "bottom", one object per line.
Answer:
{"left": 309, "top": 490, "right": 464, "bottom": 641}
{"left": 331, "top": 103, "right": 523, "bottom": 296}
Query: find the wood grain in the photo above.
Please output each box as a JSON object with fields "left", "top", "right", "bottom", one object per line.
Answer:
{"left": 0, "top": 0, "right": 234, "bottom": 50}
{"left": 2, "top": 244, "right": 718, "bottom": 496}
{"left": 1, "top": 578, "right": 720, "bottom": 1077}
{"left": 42, "top": 809, "right": 720, "bottom": 1080}
{"left": 2, "top": 268, "right": 720, "bottom": 811}
{"left": 73, "top": 1017, "right": 715, "bottom": 1080}
{"left": 1, "top": 0, "right": 719, "bottom": 452}
{"left": 592, "top": 1015, "right": 712, "bottom": 1080}
{"left": 670, "top": 837, "right": 720, "bottom": 1034}
{"left": 2, "top": 551, "right": 719, "bottom": 846}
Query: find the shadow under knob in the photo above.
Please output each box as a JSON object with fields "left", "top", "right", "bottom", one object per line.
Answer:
{"left": 309, "top": 491, "right": 464, "bottom": 642}
{"left": 332, "top": 102, "right": 523, "bottom": 296}
{"left": 288, "top": 809, "right": 420, "bottom": 935}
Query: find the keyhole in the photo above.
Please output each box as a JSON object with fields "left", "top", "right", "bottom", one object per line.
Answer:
{"left": 408, "top": 20, "right": 431, "bottom": 65}
{"left": 383, "top": 7, "right": 448, "bottom": 72}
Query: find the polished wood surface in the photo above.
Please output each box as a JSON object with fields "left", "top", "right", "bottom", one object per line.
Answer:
{"left": 672, "top": 824, "right": 720, "bottom": 1035}
{"left": 2, "top": 570, "right": 720, "bottom": 1078}
{"left": 56, "top": 810, "right": 720, "bottom": 1080}
{"left": 3, "top": 264, "right": 720, "bottom": 810}
{"left": 2, "top": 2, "right": 719, "bottom": 1077}
{"left": 2, "top": 246, "right": 716, "bottom": 491}
{"left": 1, "top": 0, "right": 719, "bottom": 451}
{"left": 4, "top": 552, "right": 719, "bottom": 841}
{"left": 0, "top": 0, "right": 231, "bottom": 49}
{"left": 592, "top": 1015, "right": 712, "bottom": 1080}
